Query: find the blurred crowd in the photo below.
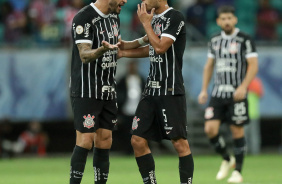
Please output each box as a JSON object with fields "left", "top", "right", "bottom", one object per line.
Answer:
{"left": 185, "top": 0, "right": 282, "bottom": 41}
{"left": 0, "top": 0, "right": 282, "bottom": 47}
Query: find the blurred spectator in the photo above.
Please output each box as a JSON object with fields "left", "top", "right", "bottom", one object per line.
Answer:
{"left": 28, "top": 0, "right": 57, "bottom": 42}
{"left": 256, "top": 0, "right": 280, "bottom": 40}
{"left": 61, "top": 0, "right": 85, "bottom": 44}
{"left": 185, "top": 0, "right": 213, "bottom": 37}
{"left": 3, "top": 121, "right": 49, "bottom": 156}
{"left": 0, "top": 119, "right": 14, "bottom": 158}
{"left": 245, "top": 77, "right": 264, "bottom": 155}
{"left": 9, "top": 0, "right": 29, "bottom": 11}
{"left": 0, "top": 2, "right": 27, "bottom": 43}
{"left": 114, "top": 61, "right": 145, "bottom": 154}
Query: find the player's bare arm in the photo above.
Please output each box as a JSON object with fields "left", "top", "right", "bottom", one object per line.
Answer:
{"left": 233, "top": 56, "right": 258, "bottom": 101}
{"left": 118, "top": 45, "right": 149, "bottom": 59}
{"left": 77, "top": 41, "right": 120, "bottom": 64}
{"left": 119, "top": 35, "right": 149, "bottom": 50}
{"left": 198, "top": 57, "right": 214, "bottom": 104}
{"left": 137, "top": 3, "right": 174, "bottom": 54}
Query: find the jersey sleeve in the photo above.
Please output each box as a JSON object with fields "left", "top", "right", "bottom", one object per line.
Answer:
{"left": 161, "top": 12, "right": 185, "bottom": 42}
{"left": 244, "top": 37, "right": 258, "bottom": 59}
{"left": 72, "top": 13, "right": 94, "bottom": 45}
{"left": 207, "top": 41, "right": 215, "bottom": 58}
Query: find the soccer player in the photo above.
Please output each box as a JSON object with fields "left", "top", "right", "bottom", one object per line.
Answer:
{"left": 118, "top": 1, "right": 194, "bottom": 183}
{"left": 198, "top": 6, "right": 258, "bottom": 183}
{"left": 69, "top": 0, "right": 149, "bottom": 183}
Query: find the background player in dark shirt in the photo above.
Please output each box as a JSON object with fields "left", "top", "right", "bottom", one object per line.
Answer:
{"left": 198, "top": 6, "right": 258, "bottom": 183}
{"left": 118, "top": 1, "right": 194, "bottom": 183}
{"left": 69, "top": 0, "right": 151, "bottom": 184}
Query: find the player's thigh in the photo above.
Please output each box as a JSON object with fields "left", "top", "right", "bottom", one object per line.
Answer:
{"left": 204, "top": 97, "right": 225, "bottom": 121}
{"left": 228, "top": 98, "right": 249, "bottom": 126}
{"left": 71, "top": 97, "right": 103, "bottom": 133}
{"left": 157, "top": 95, "right": 188, "bottom": 140}
{"left": 131, "top": 96, "right": 156, "bottom": 140}
{"left": 98, "top": 99, "right": 118, "bottom": 131}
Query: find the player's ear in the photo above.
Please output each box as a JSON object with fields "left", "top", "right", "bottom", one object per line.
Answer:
{"left": 234, "top": 16, "right": 238, "bottom": 25}
{"left": 216, "top": 17, "right": 221, "bottom": 27}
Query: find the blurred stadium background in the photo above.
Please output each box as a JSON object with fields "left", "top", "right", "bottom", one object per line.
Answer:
{"left": 0, "top": 0, "right": 282, "bottom": 183}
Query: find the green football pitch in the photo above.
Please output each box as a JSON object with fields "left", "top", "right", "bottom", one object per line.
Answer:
{"left": 0, "top": 154, "right": 281, "bottom": 184}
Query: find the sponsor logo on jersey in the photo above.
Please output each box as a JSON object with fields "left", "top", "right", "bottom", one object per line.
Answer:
{"left": 154, "top": 23, "right": 162, "bottom": 36}
{"left": 109, "top": 14, "right": 118, "bottom": 19}
{"left": 150, "top": 55, "right": 163, "bottom": 63}
{"left": 76, "top": 25, "right": 84, "bottom": 34}
{"left": 218, "top": 85, "right": 235, "bottom": 92}
{"left": 205, "top": 107, "right": 214, "bottom": 119}
{"left": 84, "top": 23, "right": 91, "bottom": 37}
{"left": 132, "top": 116, "right": 140, "bottom": 130}
{"left": 176, "top": 21, "right": 185, "bottom": 35}
{"left": 229, "top": 42, "right": 238, "bottom": 54}
{"left": 112, "top": 24, "right": 119, "bottom": 36}
{"left": 163, "top": 18, "right": 170, "bottom": 31}
{"left": 101, "top": 61, "right": 117, "bottom": 70}
{"left": 92, "top": 17, "right": 101, "bottom": 24}
{"left": 83, "top": 114, "right": 95, "bottom": 129}
{"left": 148, "top": 81, "right": 161, "bottom": 89}
{"left": 102, "top": 86, "right": 115, "bottom": 93}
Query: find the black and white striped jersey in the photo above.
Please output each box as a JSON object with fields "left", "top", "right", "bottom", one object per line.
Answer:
{"left": 143, "top": 8, "right": 186, "bottom": 96}
{"left": 207, "top": 28, "right": 258, "bottom": 99}
{"left": 70, "top": 3, "right": 120, "bottom": 100}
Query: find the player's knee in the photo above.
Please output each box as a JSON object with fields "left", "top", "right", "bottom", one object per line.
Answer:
{"left": 204, "top": 125, "right": 217, "bottom": 138}
{"left": 76, "top": 134, "right": 94, "bottom": 149}
{"left": 131, "top": 135, "right": 146, "bottom": 150}
{"left": 172, "top": 138, "right": 190, "bottom": 154}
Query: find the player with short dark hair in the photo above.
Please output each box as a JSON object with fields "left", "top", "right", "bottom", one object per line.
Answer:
{"left": 118, "top": 0, "right": 194, "bottom": 183}
{"left": 69, "top": 0, "right": 151, "bottom": 183}
{"left": 198, "top": 5, "right": 258, "bottom": 183}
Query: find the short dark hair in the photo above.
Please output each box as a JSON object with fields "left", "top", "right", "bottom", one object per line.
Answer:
{"left": 217, "top": 5, "right": 235, "bottom": 17}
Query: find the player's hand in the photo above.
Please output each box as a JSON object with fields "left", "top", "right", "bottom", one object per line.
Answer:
{"left": 143, "top": 35, "right": 149, "bottom": 43}
{"left": 137, "top": 3, "right": 155, "bottom": 26}
{"left": 102, "top": 41, "right": 120, "bottom": 51}
{"left": 233, "top": 85, "right": 247, "bottom": 101}
{"left": 117, "top": 48, "right": 123, "bottom": 59}
{"left": 198, "top": 91, "right": 208, "bottom": 104}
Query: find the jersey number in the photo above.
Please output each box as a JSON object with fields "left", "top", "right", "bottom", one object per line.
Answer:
{"left": 234, "top": 102, "right": 246, "bottom": 116}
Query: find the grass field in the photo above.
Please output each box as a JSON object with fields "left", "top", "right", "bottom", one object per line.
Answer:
{"left": 0, "top": 154, "right": 281, "bottom": 184}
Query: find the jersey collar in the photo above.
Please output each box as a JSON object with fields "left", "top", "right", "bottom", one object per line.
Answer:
{"left": 154, "top": 7, "right": 173, "bottom": 18}
{"left": 91, "top": 3, "right": 109, "bottom": 18}
{"left": 221, "top": 28, "right": 240, "bottom": 39}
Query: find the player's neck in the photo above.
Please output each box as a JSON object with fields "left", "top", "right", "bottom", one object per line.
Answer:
{"left": 225, "top": 28, "right": 236, "bottom": 35}
{"left": 94, "top": 1, "right": 110, "bottom": 15}
{"left": 155, "top": 3, "right": 170, "bottom": 15}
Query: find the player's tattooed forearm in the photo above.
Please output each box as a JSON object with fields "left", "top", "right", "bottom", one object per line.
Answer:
{"left": 77, "top": 43, "right": 104, "bottom": 64}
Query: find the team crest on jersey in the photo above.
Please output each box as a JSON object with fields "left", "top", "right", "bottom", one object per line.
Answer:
{"left": 205, "top": 107, "right": 214, "bottom": 119}
{"left": 229, "top": 42, "right": 238, "bottom": 54}
{"left": 83, "top": 114, "right": 95, "bottom": 129}
{"left": 132, "top": 116, "right": 140, "bottom": 130}
{"left": 76, "top": 25, "right": 83, "bottom": 34}
{"left": 112, "top": 25, "right": 118, "bottom": 37}
{"left": 154, "top": 23, "right": 162, "bottom": 36}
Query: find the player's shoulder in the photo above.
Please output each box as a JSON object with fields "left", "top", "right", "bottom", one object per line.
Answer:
{"left": 209, "top": 32, "right": 221, "bottom": 43}
{"left": 167, "top": 8, "right": 185, "bottom": 20}
{"left": 109, "top": 13, "right": 120, "bottom": 21}
{"left": 237, "top": 31, "right": 252, "bottom": 41}
{"left": 73, "top": 4, "right": 96, "bottom": 22}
